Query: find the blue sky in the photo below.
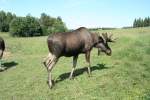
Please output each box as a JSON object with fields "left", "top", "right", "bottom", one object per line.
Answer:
{"left": 0, "top": 0, "right": 150, "bottom": 29}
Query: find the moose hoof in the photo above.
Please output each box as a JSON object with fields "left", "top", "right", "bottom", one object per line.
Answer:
{"left": 0, "top": 67, "right": 5, "bottom": 71}
{"left": 69, "top": 77, "right": 74, "bottom": 80}
{"left": 88, "top": 73, "right": 92, "bottom": 77}
{"left": 48, "top": 83, "right": 53, "bottom": 89}
{"left": 48, "top": 84, "right": 53, "bottom": 89}
{"left": 47, "top": 80, "right": 54, "bottom": 89}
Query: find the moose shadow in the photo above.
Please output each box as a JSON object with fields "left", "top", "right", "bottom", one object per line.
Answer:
{"left": 55, "top": 63, "right": 108, "bottom": 83}
{"left": 0, "top": 61, "right": 18, "bottom": 72}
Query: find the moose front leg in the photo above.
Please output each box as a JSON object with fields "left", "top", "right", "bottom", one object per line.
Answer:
{"left": 85, "top": 51, "right": 91, "bottom": 76}
{"left": 69, "top": 55, "right": 78, "bottom": 79}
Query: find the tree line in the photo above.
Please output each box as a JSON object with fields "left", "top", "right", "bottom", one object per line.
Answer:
{"left": 0, "top": 11, "right": 68, "bottom": 37}
{"left": 133, "top": 17, "right": 150, "bottom": 28}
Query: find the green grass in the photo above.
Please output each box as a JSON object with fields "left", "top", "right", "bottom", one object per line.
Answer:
{"left": 0, "top": 27, "right": 150, "bottom": 100}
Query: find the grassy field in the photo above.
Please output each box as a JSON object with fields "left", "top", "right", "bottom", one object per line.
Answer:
{"left": 0, "top": 27, "right": 150, "bottom": 100}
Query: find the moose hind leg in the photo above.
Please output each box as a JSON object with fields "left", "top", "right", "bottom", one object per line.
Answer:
{"left": 43, "top": 53, "right": 53, "bottom": 68}
{"left": 43, "top": 53, "right": 57, "bottom": 89}
{"left": 47, "top": 58, "right": 57, "bottom": 89}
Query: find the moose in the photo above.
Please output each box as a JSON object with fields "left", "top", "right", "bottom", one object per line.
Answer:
{"left": 43, "top": 27, "right": 115, "bottom": 88}
{"left": 0, "top": 37, "right": 5, "bottom": 70}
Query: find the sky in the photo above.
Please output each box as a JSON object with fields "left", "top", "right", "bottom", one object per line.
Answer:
{"left": 0, "top": 0, "right": 150, "bottom": 29}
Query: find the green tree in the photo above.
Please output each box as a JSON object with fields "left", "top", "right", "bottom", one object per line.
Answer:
{"left": 133, "top": 17, "right": 150, "bottom": 28}
{"left": 144, "top": 17, "right": 149, "bottom": 27}
{"left": 10, "top": 17, "right": 26, "bottom": 36}
{"left": 39, "top": 13, "right": 68, "bottom": 35}
{"left": 0, "top": 11, "right": 15, "bottom": 32}
{"left": 39, "top": 13, "right": 51, "bottom": 35}
{"left": 139, "top": 18, "right": 144, "bottom": 27}
{"left": 0, "top": 11, "right": 7, "bottom": 32}
{"left": 147, "top": 17, "right": 150, "bottom": 26}
{"left": 10, "top": 16, "right": 42, "bottom": 37}
{"left": 2, "top": 10, "right": 68, "bottom": 37}
{"left": 48, "top": 16, "right": 67, "bottom": 33}
{"left": 25, "top": 15, "right": 42, "bottom": 36}
{"left": 6, "top": 12, "right": 14, "bottom": 31}
{"left": 133, "top": 19, "right": 137, "bottom": 27}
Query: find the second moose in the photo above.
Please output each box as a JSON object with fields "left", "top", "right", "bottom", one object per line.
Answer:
{"left": 43, "top": 27, "right": 114, "bottom": 88}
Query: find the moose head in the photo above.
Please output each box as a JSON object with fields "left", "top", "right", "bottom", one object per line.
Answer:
{"left": 95, "top": 33, "right": 116, "bottom": 56}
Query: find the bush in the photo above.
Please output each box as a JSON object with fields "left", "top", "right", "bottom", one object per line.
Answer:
{"left": 9, "top": 16, "right": 42, "bottom": 37}
{"left": 1, "top": 11, "right": 68, "bottom": 37}
{"left": 0, "top": 11, "right": 15, "bottom": 32}
{"left": 40, "top": 14, "right": 67, "bottom": 35}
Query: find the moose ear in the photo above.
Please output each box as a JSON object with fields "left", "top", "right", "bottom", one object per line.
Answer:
{"left": 98, "top": 36, "right": 103, "bottom": 42}
{"left": 102, "top": 33, "right": 117, "bottom": 43}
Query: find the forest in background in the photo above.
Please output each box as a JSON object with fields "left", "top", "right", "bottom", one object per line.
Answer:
{"left": 0, "top": 10, "right": 67, "bottom": 37}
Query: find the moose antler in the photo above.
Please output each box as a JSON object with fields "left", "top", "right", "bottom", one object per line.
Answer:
{"left": 102, "top": 33, "right": 117, "bottom": 42}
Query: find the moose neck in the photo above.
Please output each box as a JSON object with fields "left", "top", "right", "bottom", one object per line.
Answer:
{"left": 91, "top": 33, "right": 99, "bottom": 47}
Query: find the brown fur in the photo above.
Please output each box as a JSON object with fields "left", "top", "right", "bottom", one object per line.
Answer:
{"left": 43, "top": 27, "right": 112, "bottom": 88}
{"left": 0, "top": 37, "right": 5, "bottom": 59}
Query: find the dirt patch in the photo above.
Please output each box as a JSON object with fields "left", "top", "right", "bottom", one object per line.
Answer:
{"left": 3, "top": 51, "right": 12, "bottom": 58}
